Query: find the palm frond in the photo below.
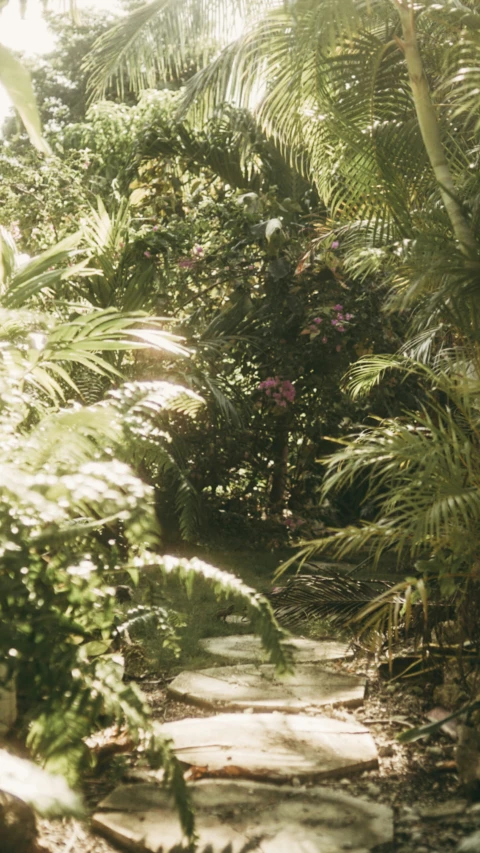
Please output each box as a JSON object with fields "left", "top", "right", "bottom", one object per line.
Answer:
{"left": 2, "top": 232, "right": 83, "bottom": 308}
{"left": 85, "top": 0, "right": 276, "bottom": 99}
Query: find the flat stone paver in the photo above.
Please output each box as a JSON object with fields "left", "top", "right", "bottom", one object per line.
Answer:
{"left": 93, "top": 779, "right": 393, "bottom": 853}
{"left": 158, "top": 712, "right": 378, "bottom": 780}
{"left": 167, "top": 663, "right": 365, "bottom": 712}
{"left": 199, "top": 634, "right": 352, "bottom": 663}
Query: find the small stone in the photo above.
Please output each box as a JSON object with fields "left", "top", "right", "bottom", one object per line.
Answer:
{"left": 339, "top": 778, "right": 352, "bottom": 785}
{"left": 420, "top": 799, "right": 468, "bottom": 819}
{"left": 458, "top": 831, "right": 480, "bottom": 853}
{"left": 365, "top": 783, "right": 381, "bottom": 797}
{"left": 401, "top": 805, "right": 417, "bottom": 815}
{"left": 378, "top": 744, "right": 395, "bottom": 758}
{"left": 426, "top": 746, "right": 444, "bottom": 759}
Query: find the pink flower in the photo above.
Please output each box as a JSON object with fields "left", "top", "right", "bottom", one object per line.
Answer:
{"left": 259, "top": 377, "right": 279, "bottom": 391}
{"left": 178, "top": 257, "right": 195, "bottom": 269}
{"left": 194, "top": 245, "right": 204, "bottom": 256}
{"left": 334, "top": 304, "right": 343, "bottom": 311}
{"left": 152, "top": 225, "right": 159, "bottom": 232}
{"left": 345, "top": 313, "right": 354, "bottom": 320}
{"left": 144, "top": 250, "right": 152, "bottom": 258}
{"left": 331, "top": 241, "right": 339, "bottom": 250}
{"left": 312, "top": 317, "right": 322, "bottom": 324}
{"left": 337, "top": 325, "right": 345, "bottom": 333}
{"left": 331, "top": 319, "right": 339, "bottom": 326}
{"left": 280, "top": 380, "right": 296, "bottom": 402}
{"left": 322, "top": 336, "right": 328, "bottom": 343}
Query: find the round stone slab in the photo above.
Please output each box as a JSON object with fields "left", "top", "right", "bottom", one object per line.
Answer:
{"left": 199, "top": 634, "right": 352, "bottom": 663}
{"left": 168, "top": 663, "right": 365, "bottom": 712}
{"left": 159, "top": 712, "right": 378, "bottom": 780}
{"left": 93, "top": 780, "right": 393, "bottom": 853}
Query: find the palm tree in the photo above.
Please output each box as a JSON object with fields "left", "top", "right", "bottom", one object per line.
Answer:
{"left": 86, "top": 0, "right": 480, "bottom": 264}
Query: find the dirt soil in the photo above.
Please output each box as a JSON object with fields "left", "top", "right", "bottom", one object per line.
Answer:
{"left": 36, "top": 656, "right": 479, "bottom": 853}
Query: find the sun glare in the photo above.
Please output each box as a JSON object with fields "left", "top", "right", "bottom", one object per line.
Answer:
{"left": 0, "top": 0, "right": 122, "bottom": 121}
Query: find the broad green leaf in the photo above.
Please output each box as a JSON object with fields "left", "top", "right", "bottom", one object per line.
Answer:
{"left": 0, "top": 45, "right": 50, "bottom": 155}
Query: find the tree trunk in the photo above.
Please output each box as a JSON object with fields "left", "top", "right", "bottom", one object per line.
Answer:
{"left": 392, "top": 0, "right": 477, "bottom": 254}
{"left": 269, "top": 416, "right": 290, "bottom": 509}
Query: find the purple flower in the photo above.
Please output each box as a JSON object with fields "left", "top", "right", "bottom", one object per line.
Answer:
{"left": 194, "top": 245, "right": 204, "bottom": 256}
{"left": 152, "top": 225, "right": 159, "bottom": 232}
{"left": 331, "top": 241, "right": 339, "bottom": 250}
{"left": 337, "top": 313, "right": 344, "bottom": 321}
{"left": 144, "top": 250, "right": 152, "bottom": 258}
{"left": 345, "top": 313, "right": 354, "bottom": 320}
{"left": 313, "top": 317, "right": 323, "bottom": 324}
{"left": 334, "top": 304, "right": 343, "bottom": 311}
{"left": 337, "top": 326, "right": 345, "bottom": 333}
{"left": 331, "top": 319, "right": 339, "bottom": 326}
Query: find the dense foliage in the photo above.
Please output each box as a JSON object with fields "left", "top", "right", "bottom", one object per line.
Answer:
{"left": 3, "top": 0, "right": 480, "bottom": 829}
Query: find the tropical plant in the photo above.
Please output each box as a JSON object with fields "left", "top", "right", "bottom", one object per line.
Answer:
{"left": 272, "top": 350, "right": 480, "bottom": 647}
{"left": 0, "top": 226, "right": 292, "bottom": 836}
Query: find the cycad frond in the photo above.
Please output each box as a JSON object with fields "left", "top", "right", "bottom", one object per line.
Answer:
{"left": 268, "top": 571, "right": 393, "bottom": 629}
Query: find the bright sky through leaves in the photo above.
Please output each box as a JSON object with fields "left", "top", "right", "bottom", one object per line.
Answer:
{"left": 0, "top": 0, "right": 121, "bottom": 121}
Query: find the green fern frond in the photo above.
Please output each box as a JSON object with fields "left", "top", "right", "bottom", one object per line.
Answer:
{"left": 137, "top": 553, "right": 293, "bottom": 674}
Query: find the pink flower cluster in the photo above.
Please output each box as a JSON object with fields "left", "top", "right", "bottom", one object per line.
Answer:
{"left": 330, "top": 304, "right": 354, "bottom": 333}
{"left": 177, "top": 245, "right": 204, "bottom": 269}
{"left": 258, "top": 377, "right": 296, "bottom": 408}
{"left": 305, "top": 304, "right": 354, "bottom": 352}
{"left": 306, "top": 317, "right": 323, "bottom": 333}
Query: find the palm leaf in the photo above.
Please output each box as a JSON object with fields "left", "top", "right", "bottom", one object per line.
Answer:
{"left": 85, "top": 0, "right": 276, "bottom": 99}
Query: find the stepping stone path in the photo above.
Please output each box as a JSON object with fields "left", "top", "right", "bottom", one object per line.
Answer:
{"left": 159, "top": 711, "right": 378, "bottom": 781}
{"left": 94, "top": 780, "right": 393, "bottom": 853}
{"left": 199, "top": 633, "right": 353, "bottom": 663}
{"left": 168, "top": 662, "right": 365, "bottom": 712}
{"left": 94, "top": 637, "right": 394, "bottom": 852}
